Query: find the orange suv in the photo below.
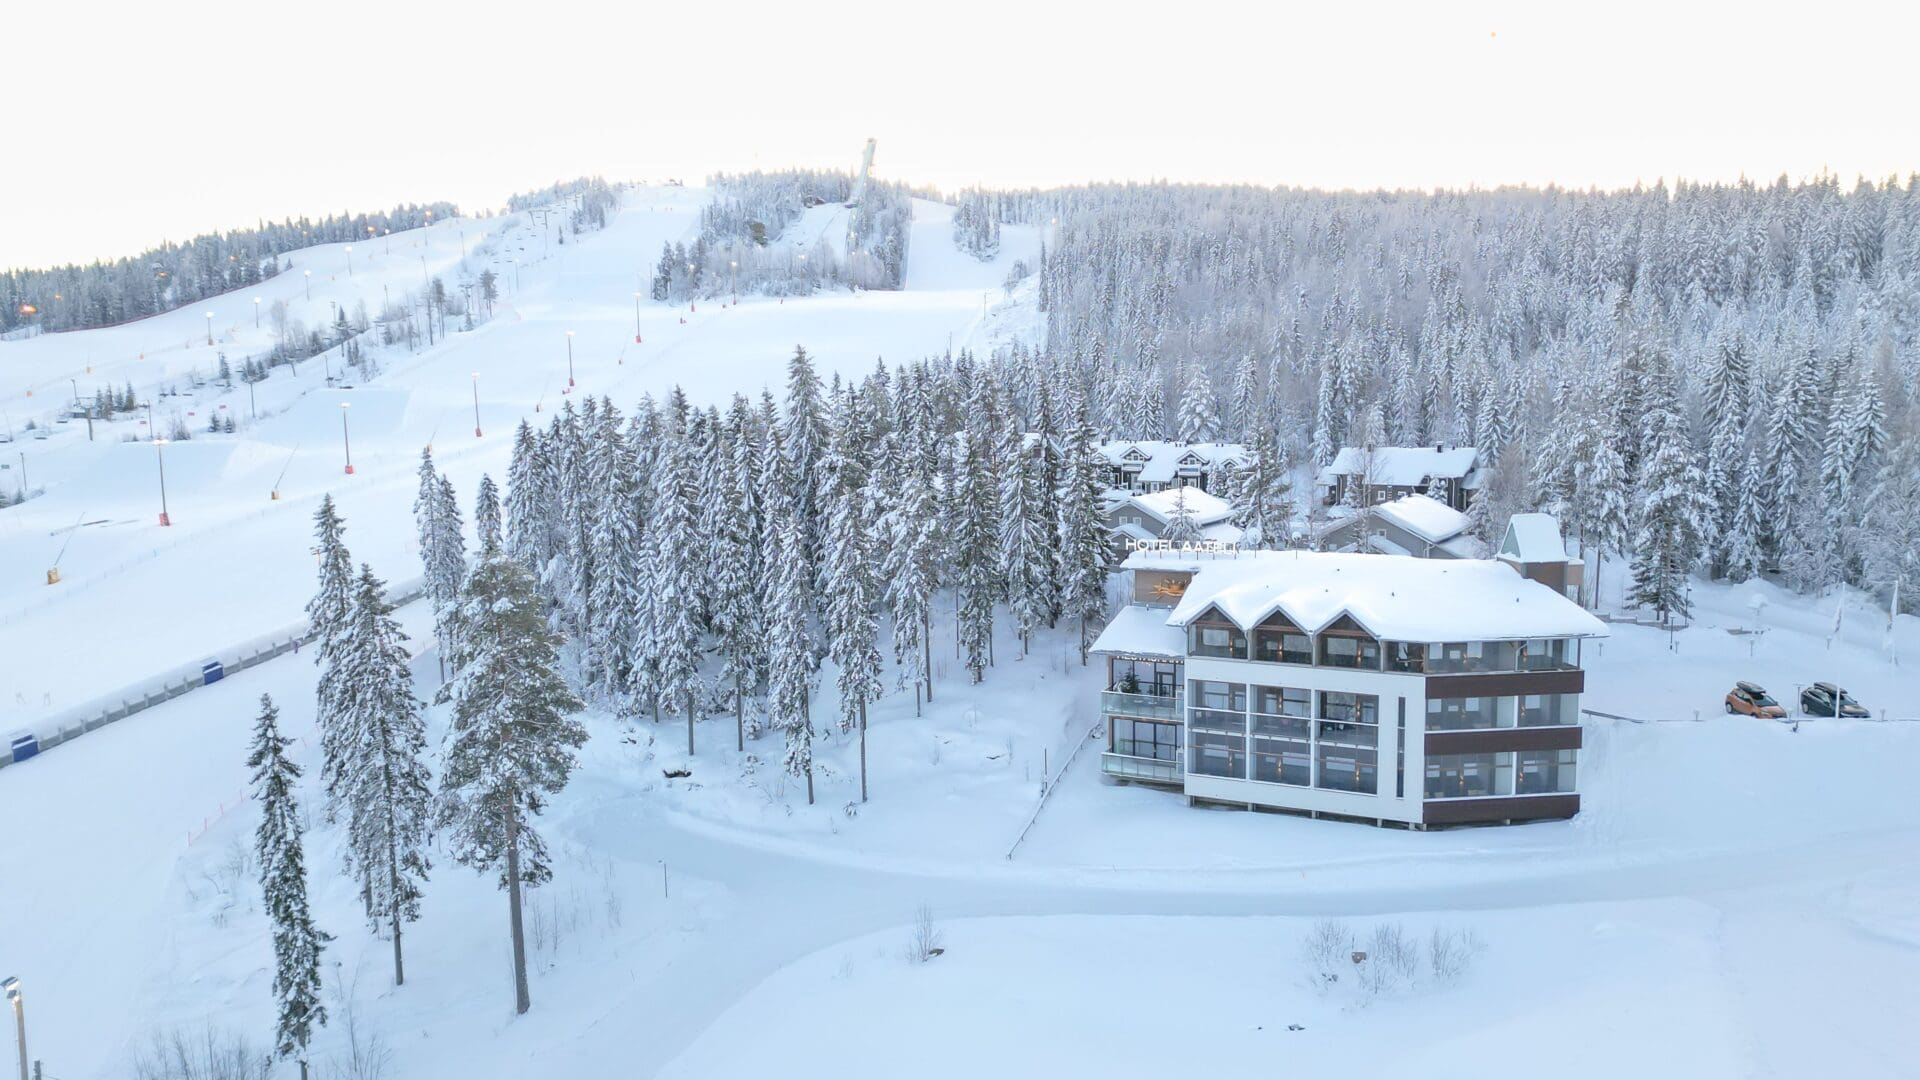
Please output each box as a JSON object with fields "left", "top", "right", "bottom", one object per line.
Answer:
{"left": 1725, "top": 681, "right": 1787, "bottom": 719}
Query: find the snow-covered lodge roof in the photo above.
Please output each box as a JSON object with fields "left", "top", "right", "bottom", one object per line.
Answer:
{"left": 1320, "top": 445, "right": 1481, "bottom": 488}
{"left": 1499, "top": 513, "right": 1576, "bottom": 564}
{"left": 1126, "top": 485, "right": 1233, "bottom": 526}
{"left": 1089, "top": 603, "right": 1188, "bottom": 658}
{"left": 1116, "top": 549, "right": 1607, "bottom": 644}
{"left": 1097, "top": 440, "right": 1247, "bottom": 485}
{"left": 1372, "top": 494, "right": 1469, "bottom": 545}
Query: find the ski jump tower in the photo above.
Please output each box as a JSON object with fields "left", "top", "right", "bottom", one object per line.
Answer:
{"left": 846, "top": 137, "right": 876, "bottom": 253}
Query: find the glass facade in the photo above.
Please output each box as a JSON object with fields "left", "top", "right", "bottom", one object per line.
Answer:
{"left": 1189, "top": 616, "right": 1248, "bottom": 659}
{"left": 1424, "top": 752, "right": 1515, "bottom": 799}
{"left": 1427, "top": 696, "right": 1504, "bottom": 730}
{"left": 1384, "top": 638, "right": 1577, "bottom": 674}
{"left": 1252, "top": 620, "right": 1313, "bottom": 665}
{"left": 1317, "top": 633, "right": 1380, "bottom": 670}
{"left": 1517, "top": 749, "right": 1577, "bottom": 793}
{"left": 1315, "top": 691, "right": 1379, "bottom": 794}
{"left": 1111, "top": 717, "right": 1182, "bottom": 762}
{"left": 1518, "top": 693, "right": 1579, "bottom": 727}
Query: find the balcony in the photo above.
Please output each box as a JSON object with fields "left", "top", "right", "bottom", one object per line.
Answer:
{"left": 1102, "top": 752, "right": 1183, "bottom": 784}
{"left": 1102, "top": 688, "right": 1182, "bottom": 723}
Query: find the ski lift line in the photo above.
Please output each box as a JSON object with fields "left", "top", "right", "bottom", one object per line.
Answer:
{"left": 51, "top": 509, "right": 88, "bottom": 567}
{"left": 272, "top": 442, "right": 303, "bottom": 491}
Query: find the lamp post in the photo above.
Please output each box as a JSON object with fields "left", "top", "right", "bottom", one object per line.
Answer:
{"left": 633, "top": 291, "right": 643, "bottom": 342}
{"left": 471, "top": 372, "right": 482, "bottom": 437}
{"left": 205, "top": 310, "right": 215, "bottom": 346}
{"left": 730, "top": 259, "right": 738, "bottom": 305}
{"left": 304, "top": 270, "right": 311, "bottom": 300}
{"left": 565, "top": 330, "right": 575, "bottom": 388}
{"left": 4, "top": 975, "right": 25, "bottom": 1080}
{"left": 153, "top": 437, "right": 172, "bottom": 526}
{"left": 340, "top": 402, "right": 354, "bottom": 475}
{"left": 345, "top": 244, "right": 354, "bottom": 276}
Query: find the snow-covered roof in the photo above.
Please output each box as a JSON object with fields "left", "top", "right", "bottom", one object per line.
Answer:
{"left": 1122, "top": 548, "right": 1607, "bottom": 643}
{"left": 1320, "top": 446, "right": 1480, "bottom": 488}
{"left": 1499, "top": 513, "right": 1576, "bottom": 564}
{"left": 1126, "top": 485, "right": 1233, "bottom": 526}
{"left": 1090, "top": 602, "right": 1189, "bottom": 658}
{"left": 1374, "top": 494, "right": 1469, "bottom": 545}
{"left": 1097, "top": 440, "right": 1247, "bottom": 485}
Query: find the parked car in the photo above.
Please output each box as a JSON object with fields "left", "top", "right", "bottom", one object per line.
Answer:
{"left": 1725, "top": 681, "right": 1787, "bottom": 719}
{"left": 1800, "top": 682, "right": 1870, "bottom": 718}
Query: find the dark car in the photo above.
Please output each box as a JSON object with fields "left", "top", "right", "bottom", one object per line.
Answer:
{"left": 1725, "top": 681, "right": 1787, "bottom": 719}
{"left": 1801, "top": 682, "right": 1870, "bottom": 718}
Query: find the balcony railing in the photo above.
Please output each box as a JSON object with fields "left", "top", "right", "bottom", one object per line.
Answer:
{"left": 1102, "top": 752, "right": 1183, "bottom": 784}
{"left": 1102, "top": 688, "right": 1181, "bottom": 722}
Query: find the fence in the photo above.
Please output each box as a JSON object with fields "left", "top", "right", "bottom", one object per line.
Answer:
{"left": 2, "top": 579, "right": 423, "bottom": 771}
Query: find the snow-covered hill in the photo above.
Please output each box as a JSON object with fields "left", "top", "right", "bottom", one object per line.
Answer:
{"left": 0, "top": 187, "right": 1041, "bottom": 734}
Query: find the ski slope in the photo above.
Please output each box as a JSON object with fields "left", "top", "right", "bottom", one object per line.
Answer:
{"left": 0, "top": 188, "right": 1043, "bottom": 735}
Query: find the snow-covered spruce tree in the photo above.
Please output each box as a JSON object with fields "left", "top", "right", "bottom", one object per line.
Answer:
{"left": 334, "top": 565, "right": 432, "bottom": 988}
{"left": 505, "top": 420, "right": 552, "bottom": 575}
{"left": 555, "top": 398, "right": 597, "bottom": 639}
{"left": 882, "top": 422, "right": 940, "bottom": 709}
{"left": 648, "top": 418, "right": 705, "bottom": 754}
{"left": 1054, "top": 391, "right": 1110, "bottom": 663}
{"left": 430, "top": 472, "right": 467, "bottom": 662}
{"left": 783, "top": 345, "right": 827, "bottom": 583}
{"left": 1227, "top": 353, "right": 1262, "bottom": 442}
{"left": 996, "top": 411, "right": 1052, "bottom": 654}
{"left": 585, "top": 409, "right": 643, "bottom": 703}
{"left": 434, "top": 556, "right": 587, "bottom": 1016}
{"left": 1629, "top": 410, "right": 1711, "bottom": 624}
{"left": 767, "top": 498, "right": 817, "bottom": 804}
{"left": 823, "top": 456, "right": 883, "bottom": 801}
{"left": 577, "top": 398, "right": 627, "bottom": 687}
{"left": 1232, "top": 427, "right": 1295, "bottom": 549}
{"left": 710, "top": 395, "right": 765, "bottom": 749}
{"left": 474, "top": 473, "right": 503, "bottom": 558}
{"left": 248, "top": 694, "right": 328, "bottom": 1080}
{"left": 1176, "top": 361, "right": 1217, "bottom": 443}
{"left": 953, "top": 406, "right": 1000, "bottom": 684}
{"left": 1161, "top": 485, "right": 1204, "bottom": 545}
{"left": 1579, "top": 428, "right": 1632, "bottom": 609}
{"left": 307, "top": 495, "right": 356, "bottom": 825}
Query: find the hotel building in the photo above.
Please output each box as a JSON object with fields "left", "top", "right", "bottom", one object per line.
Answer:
{"left": 1091, "top": 546, "right": 1607, "bottom": 827}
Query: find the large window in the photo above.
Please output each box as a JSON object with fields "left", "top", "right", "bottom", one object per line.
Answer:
{"left": 1518, "top": 639, "right": 1575, "bottom": 671}
{"left": 1252, "top": 617, "right": 1312, "bottom": 665}
{"left": 1317, "top": 633, "right": 1380, "bottom": 670}
{"left": 1427, "top": 696, "right": 1504, "bottom": 731}
{"left": 1251, "top": 683, "right": 1312, "bottom": 786}
{"left": 1189, "top": 680, "right": 1247, "bottom": 733}
{"left": 1112, "top": 717, "right": 1181, "bottom": 762}
{"left": 1424, "top": 752, "right": 1514, "bottom": 799}
{"left": 1517, "top": 749, "right": 1577, "bottom": 794}
{"left": 1253, "top": 684, "right": 1312, "bottom": 719}
{"left": 1189, "top": 615, "right": 1248, "bottom": 659}
{"left": 1190, "top": 730, "right": 1247, "bottom": 779}
{"left": 1385, "top": 641, "right": 1427, "bottom": 673}
{"left": 1518, "top": 693, "right": 1578, "bottom": 727}
{"left": 1315, "top": 691, "right": 1379, "bottom": 794}
{"left": 1110, "top": 657, "right": 1182, "bottom": 699}
{"left": 1253, "top": 735, "right": 1312, "bottom": 785}
{"left": 1424, "top": 641, "right": 1519, "bottom": 673}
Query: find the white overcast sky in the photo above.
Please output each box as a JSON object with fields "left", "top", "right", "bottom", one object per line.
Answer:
{"left": 5, "top": 0, "right": 1916, "bottom": 269}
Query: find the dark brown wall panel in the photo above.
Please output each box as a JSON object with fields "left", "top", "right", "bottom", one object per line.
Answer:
{"left": 1425, "top": 669, "right": 1585, "bottom": 699}
{"left": 1424, "top": 794, "right": 1579, "bottom": 825}
{"left": 1425, "top": 726, "right": 1583, "bottom": 755}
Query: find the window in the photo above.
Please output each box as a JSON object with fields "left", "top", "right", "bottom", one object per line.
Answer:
{"left": 1424, "top": 753, "right": 1514, "bottom": 799}
{"left": 1252, "top": 684, "right": 1312, "bottom": 718}
{"left": 1518, "top": 694, "right": 1576, "bottom": 727}
{"left": 1252, "top": 617, "right": 1312, "bottom": 665}
{"left": 1189, "top": 614, "right": 1248, "bottom": 659}
{"left": 1517, "top": 749, "right": 1577, "bottom": 794}
{"left": 1518, "top": 639, "right": 1574, "bottom": 671}
{"left": 1252, "top": 736, "right": 1312, "bottom": 785}
{"left": 1427, "top": 696, "right": 1504, "bottom": 731}
{"left": 1425, "top": 641, "right": 1518, "bottom": 673}
{"left": 1315, "top": 691, "right": 1379, "bottom": 795}
{"left": 1188, "top": 680, "right": 1246, "bottom": 733}
{"left": 1317, "top": 632, "right": 1380, "bottom": 670}
{"left": 1110, "top": 658, "right": 1182, "bottom": 699}
{"left": 1190, "top": 730, "right": 1247, "bottom": 779}
{"left": 1386, "top": 641, "right": 1426, "bottom": 673}
{"left": 1112, "top": 718, "right": 1181, "bottom": 762}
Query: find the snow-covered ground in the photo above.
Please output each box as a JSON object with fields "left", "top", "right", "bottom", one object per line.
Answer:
{"left": 3, "top": 184, "right": 1918, "bottom": 1080}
